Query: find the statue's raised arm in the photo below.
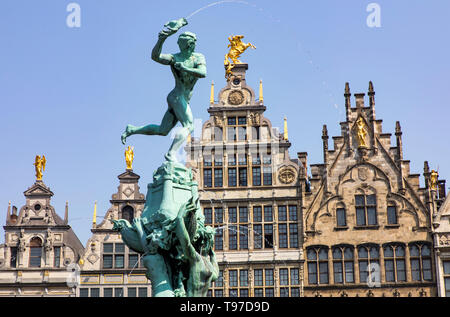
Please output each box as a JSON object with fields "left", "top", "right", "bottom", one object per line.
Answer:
{"left": 152, "top": 18, "right": 188, "bottom": 65}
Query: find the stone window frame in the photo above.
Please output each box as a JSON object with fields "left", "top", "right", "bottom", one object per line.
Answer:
{"left": 386, "top": 201, "right": 400, "bottom": 227}
{"left": 102, "top": 242, "right": 140, "bottom": 270}
{"left": 203, "top": 150, "right": 224, "bottom": 188}
{"left": 409, "top": 241, "right": 433, "bottom": 282}
{"left": 277, "top": 205, "right": 299, "bottom": 249}
{"left": 354, "top": 189, "right": 379, "bottom": 228}
{"left": 382, "top": 243, "right": 407, "bottom": 283}
{"left": 334, "top": 202, "right": 348, "bottom": 230}
{"left": 332, "top": 244, "right": 355, "bottom": 285}
{"left": 252, "top": 205, "right": 275, "bottom": 250}
{"left": 306, "top": 245, "right": 330, "bottom": 285}
{"left": 29, "top": 236, "right": 43, "bottom": 268}
{"left": 227, "top": 206, "right": 249, "bottom": 251}
{"left": 357, "top": 243, "right": 380, "bottom": 284}
{"left": 279, "top": 267, "right": 301, "bottom": 297}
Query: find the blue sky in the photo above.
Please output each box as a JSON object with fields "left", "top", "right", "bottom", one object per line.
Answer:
{"left": 1, "top": 0, "right": 449, "bottom": 245}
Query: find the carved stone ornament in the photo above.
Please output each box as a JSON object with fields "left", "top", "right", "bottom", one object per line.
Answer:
{"left": 358, "top": 167, "right": 368, "bottom": 181}
{"left": 87, "top": 253, "right": 99, "bottom": 264}
{"left": 249, "top": 112, "right": 261, "bottom": 125}
{"left": 213, "top": 115, "right": 223, "bottom": 127}
{"left": 123, "top": 187, "right": 134, "bottom": 198}
{"left": 278, "top": 167, "right": 297, "bottom": 184}
{"left": 228, "top": 90, "right": 244, "bottom": 105}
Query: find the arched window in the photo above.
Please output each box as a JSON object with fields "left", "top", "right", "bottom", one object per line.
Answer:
{"left": 410, "top": 242, "right": 432, "bottom": 282}
{"left": 355, "top": 194, "right": 377, "bottom": 226}
{"left": 332, "top": 246, "right": 354, "bottom": 284}
{"left": 307, "top": 246, "right": 329, "bottom": 285}
{"left": 358, "top": 245, "right": 380, "bottom": 283}
{"left": 121, "top": 206, "right": 134, "bottom": 224}
{"left": 29, "top": 237, "right": 42, "bottom": 268}
{"left": 383, "top": 244, "right": 406, "bottom": 282}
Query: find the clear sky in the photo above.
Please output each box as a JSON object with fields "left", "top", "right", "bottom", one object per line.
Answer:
{"left": 1, "top": 0, "right": 449, "bottom": 246}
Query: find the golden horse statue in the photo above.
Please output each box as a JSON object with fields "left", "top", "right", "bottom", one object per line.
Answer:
{"left": 224, "top": 35, "right": 255, "bottom": 78}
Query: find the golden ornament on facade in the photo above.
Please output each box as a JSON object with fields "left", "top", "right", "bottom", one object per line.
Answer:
{"left": 228, "top": 90, "right": 245, "bottom": 105}
{"left": 224, "top": 35, "right": 256, "bottom": 78}
{"left": 125, "top": 146, "right": 134, "bottom": 170}
{"left": 356, "top": 117, "right": 368, "bottom": 147}
{"left": 278, "top": 167, "right": 297, "bottom": 184}
{"left": 33, "top": 155, "right": 46, "bottom": 181}
{"left": 430, "top": 170, "right": 439, "bottom": 190}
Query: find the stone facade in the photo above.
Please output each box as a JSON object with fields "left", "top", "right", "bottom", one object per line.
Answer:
{"left": 77, "top": 168, "right": 152, "bottom": 297}
{"left": 432, "top": 185, "right": 449, "bottom": 296}
{"left": 302, "top": 82, "right": 439, "bottom": 297}
{"left": 0, "top": 180, "right": 84, "bottom": 297}
{"left": 185, "top": 64, "right": 304, "bottom": 297}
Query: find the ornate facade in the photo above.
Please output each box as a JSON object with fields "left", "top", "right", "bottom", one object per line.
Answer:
{"left": 77, "top": 168, "right": 152, "bottom": 297}
{"left": 302, "top": 83, "right": 439, "bottom": 297}
{"left": 185, "top": 64, "right": 304, "bottom": 297}
{"left": 0, "top": 179, "right": 84, "bottom": 296}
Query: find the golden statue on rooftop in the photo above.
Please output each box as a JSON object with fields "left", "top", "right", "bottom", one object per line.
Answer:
{"left": 224, "top": 35, "right": 256, "bottom": 78}
{"left": 125, "top": 146, "right": 134, "bottom": 170}
{"left": 430, "top": 170, "right": 439, "bottom": 190}
{"left": 356, "top": 117, "right": 367, "bottom": 148}
{"left": 34, "top": 155, "right": 46, "bottom": 181}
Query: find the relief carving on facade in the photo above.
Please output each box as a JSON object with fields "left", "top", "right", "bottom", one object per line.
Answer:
{"left": 278, "top": 167, "right": 297, "bottom": 185}
{"left": 249, "top": 112, "right": 261, "bottom": 125}
{"left": 228, "top": 90, "right": 245, "bottom": 105}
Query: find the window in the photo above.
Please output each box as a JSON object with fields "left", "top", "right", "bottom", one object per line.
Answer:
{"left": 253, "top": 206, "right": 274, "bottom": 249}
{"left": 336, "top": 208, "right": 347, "bottom": 227}
{"left": 307, "top": 247, "right": 329, "bottom": 285}
{"left": 278, "top": 268, "right": 300, "bottom": 297}
{"left": 252, "top": 167, "right": 261, "bottom": 186}
{"left": 128, "top": 254, "right": 139, "bottom": 269}
{"left": 355, "top": 194, "right": 377, "bottom": 226}
{"left": 214, "top": 127, "right": 223, "bottom": 141}
{"left": 209, "top": 270, "right": 224, "bottom": 297}
{"left": 104, "top": 288, "right": 113, "bottom": 297}
{"left": 103, "top": 243, "right": 113, "bottom": 269}
{"left": 387, "top": 205, "right": 398, "bottom": 225}
{"left": 263, "top": 166, "right": 272, "bottom": 186}
{"left": 10, "top": 247, "right": 17, "bottom": 268}
{"left": 80, "top": 288, "right": 89, "bottom": 297}
{"left": 410, "top": 243, "right": 432, "bottom": 282}
{"left": 227, "top": 117, "right": 247, "bottom": 141}
{"left": 122, "top": 206, "right": 134, "bottom": 224}
{"left": 228, "top": 168, "right": 237, "bottom": 187}
{"left": 114, "top": 288, "right": 124, "bottom": 297}
{"left": 384, "top": 244, "right": 406, "bottom": 282}
{"left": 229, "top": 270, "right": 238, "bottom": 296}
{"left": 278, "top": 205, "right": 299, "bottom": 248}
{"left": 128, "top": 288, "right": 137, "bottom": 297}
{"left": 252, "top": 126, "right": 260, "bottom": 140}
{"left": 204, "top": 208, "right": 213, "bottom": 224}
{"left": 332, "top": 246, "right": 354, "bottom": 284}
{"left": 204, "top": 169, "right": 212, "bottom": 188}
{"left": 358, "top": 245, "right": 379, "bottom": 283}
{"left": 214, "top": 169, "right": 223, "bottom": 187}
{"left": 138, "top": 288, "right": 148, "bottom": 297}
{"left": 29, "top": 237, "right": 42, "bottom": 268}
{"left": 54, "top": 246, "right": 61, "bottom": 268}
{"left": 115, "top": 243, "right": 125, "bottom": 269}
{"left": 214, "top": 207, "right": 224, "bottom": 251}
{"left": 239, "top": 168, "right": 248, "bottom": 186}
{"left": 90, "top": 288, "right": 100, "bottom": 297}
{"left": 443, "top": 261, "right": 450, "bottom": 297}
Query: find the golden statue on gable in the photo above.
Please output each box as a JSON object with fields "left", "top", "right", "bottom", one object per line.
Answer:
{"left": 224, "top": 35, "right": 256, "bottom": 78}
{"left": 356, "top": 117, "right": 368, "bottom": 148}
{"left": 125, "top": 146, "right": 134, "bottom": 170}
{"left": 430, "top": 170, "right": 439, "bottom": 190}
{"left": 34, "top": 155, "right": 46, "bottom": 181}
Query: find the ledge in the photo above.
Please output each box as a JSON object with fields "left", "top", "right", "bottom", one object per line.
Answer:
{"left": 353, "top": 225, "right": 380, "bottom": 230}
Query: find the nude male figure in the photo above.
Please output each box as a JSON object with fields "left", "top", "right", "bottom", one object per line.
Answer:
{"left": 121, "top": 18, "right": 206, "bottom": 162}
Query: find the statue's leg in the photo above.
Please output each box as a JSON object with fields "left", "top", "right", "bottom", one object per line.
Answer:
{"left": 165, "top": 101, "right": 194, "bottom": 162}
{"left": 143, "top": 254, "right": 175, "bottom": 297}
{"left": 121, "top": 109, "right": 177, "bottom": 144}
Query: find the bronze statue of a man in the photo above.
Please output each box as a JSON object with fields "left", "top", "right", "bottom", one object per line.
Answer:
{"left": 121, "top": 18, "right": 206, "bottom": 162}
